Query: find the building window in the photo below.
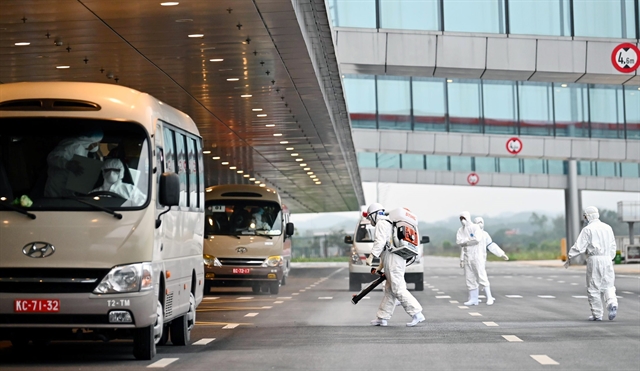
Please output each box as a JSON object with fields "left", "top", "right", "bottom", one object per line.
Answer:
{"left": 448, "top": 79, "right": 482, "bottom": 133}
{"left": 475, "top": 157, "right": 496, "bottom": 172}
{"left": 377, "top": 153, "right": 400, "bottom": 168}
{"left": 554, "top": 84, "right": 589, "bottom": 138}
{"left": 518, "top": 82, "right": 554, "bottom": 136}
{"left": 450, "top": 156, "right": 473, "bottom": 172}
{"left": 380, "top": 0, "right": 440, "bottom": 30}
{"left": 328, "top": 0, "right": 376, "bottom": 28}
{"left": 413, "top": 78, "right": 447, "bottom": 132}
{"left": 624, "top": 86, "right": 640, "bottom": 139}
{"left": 573, "top": 0, "right": 635, "bottom": 39}
{"left": 357, "top": 152, "right": 377, "bottom": 168}
{"left": 377, "top": 76, "right": 411, "bottom": 130}
{"left": 483, "top": 80, "right": 517, "bottom": 135}
{"left": 508, "top": 0, "right": 571, "bottom": 36}
{"left": 344, "top": 75, "right": 377, "bottom": 129}
{"left": 589, "top": 85, "right": 624, "bottom": 139}
{"left": 547, "top": 160, "right": 566, "bottom": 175}
{"left": 621, "top": 162, "right": 640, "bottom": 178}
{"left": 426, "top": 155, "right": 449, "bottom": 171}
{"left": 443, "top": 0, "right": 506, "bottom": 33}
{"left": 524, "top": 159, "right": 545, "bottom": 174}
{"left": 596, "top": 161, "right": 617, "bottom": 177}
{"left": 401, "top": 154, "right": 425, "bottom": 169}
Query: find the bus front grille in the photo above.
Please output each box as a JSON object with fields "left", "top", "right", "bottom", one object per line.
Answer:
{"left": 217, "top": 258, "right": 264, "bottom": 267}
{"left": 0, "top": 268, "right": 110, "bottom": 293}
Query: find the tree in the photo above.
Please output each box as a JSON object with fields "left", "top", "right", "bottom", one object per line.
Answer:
{"left": 529, "top": 212, "right": 548, "bottom": 231}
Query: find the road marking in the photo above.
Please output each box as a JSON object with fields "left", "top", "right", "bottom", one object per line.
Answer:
{"left": 546, "top": 279, "right": 553, "bottom": 281}
{"left": 318, "top": 297, "right": 333, "bottom": 300}
{"left": 363, "top": 296, "right": 370, "bottom": 300}
{"left": 192, "top": 338, "right": 215, "bottom": 345}
{"left": 483, "top": 322, "right": 499, "bottom": 327}
{"left": 458, "top": 306, "right": 469, "bottom": 309}
{"left": 262, "top": 306, "right": 273, "bottom": 309}
{"left": 550, "top": 275, "right": 557, "bottom": 278}
{"left": 469, "top": 312, "right": 482, "bottom": 316}
{"left": 571, "top": 283, "right": 579, "bottom": 285}
{"left": 449, "top": 300, "right": 459, "bottom": 304}
{"left": 537, "top": 277, "right": 543, "bottom": 279}
{"left": 244, "top": 313, "right": 259, "bottom": 317}
{"left": 622, "top": 291, "right": 634, "bottom": 294}
{"left": 274, "top": 301, "right": 284, "bottom": 304}
{"left": 222, "top": 323, "right": 239, "bottom": 329}
{"left": 479, "top": 295, "right": 486, "bottom": 298}
{"left": 310, "top": 284, "right": 316, "bottom": 287}
{"left": 502, "top": 276, "right": 513, "bottom": 279}
{"left": 431, "top": 289, "right": 439, "bottom": 291}
{"left": 530, "top": 355, "right": 559, "bottom": 365}
{"left": 505, "top": 295, "right": 522, "bottom": 298}
{"left": 147, "top": 358, "right": 179, "bottom": 368}
{"left": 616, "top": 296, "right": 624, "bottom": 298}
{"left": 437, "top": 292, "right": 445, "bottom": 294}
{"left": 300, "top": 290, "right": 306, "bottom": 292}
{"left": 557, "top": 281, "right": 565, "bottom": 283}
{"left": 502, "top": 335, "right": 522, "bottom": 342}
{"left": 538, "top": 295, "right": 555, "bottom": 299}
{"left": 237, "top": 297, "right": 253, "bottom": 300}
{"left": 277, "top": 297, "right": 292, "bottom": 299}
{"left": 305, "top": 287, "right": 311, "bottom": 289}
{"left": 435, "top": 295, "right": 451, "bottom": 299}
{"left": 203, "top": 297, "right": 220, "bottom": 300}
{"left": 292, "top": 293, "right": 299, "bottom": 296}
{"left": 572, "top": 295, "right": 588, "bottom": 299}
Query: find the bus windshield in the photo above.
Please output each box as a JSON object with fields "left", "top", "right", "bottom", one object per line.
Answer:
{"left": 0, "top": 117, "right": 151, "bottom": 210}
{"left": 205, "top": 200, "right": 283, "bottom": 237}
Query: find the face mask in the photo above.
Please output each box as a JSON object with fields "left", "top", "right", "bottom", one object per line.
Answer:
{"left": 88, "top": 144, "right": 100, "bottom": 153}
{"left": 460, "top": 219, "right": 467, "bottom": 226}
{"left": 105, "top": 172, "right": 119, "bottom": 183}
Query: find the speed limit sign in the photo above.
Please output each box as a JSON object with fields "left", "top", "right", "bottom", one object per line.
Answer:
{"left": 612, "top": 43, "right": 640, "bottom": 73}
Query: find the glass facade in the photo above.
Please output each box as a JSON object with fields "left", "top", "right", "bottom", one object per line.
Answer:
{"left": 343, "top": 74, "right": 640, "bottom": 140}
{"left": 358, "top": 152, "right": 640, "bottom": 178}
{"left": 328, "top": 0, "right": 638, "bottom": 39}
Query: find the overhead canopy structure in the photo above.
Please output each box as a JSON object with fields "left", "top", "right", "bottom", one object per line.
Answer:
{"left": 0, "top": 0, "right": 364, "bottom": 213}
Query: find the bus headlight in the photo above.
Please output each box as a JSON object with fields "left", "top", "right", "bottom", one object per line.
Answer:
{"left": 203, "top": 254, "right": 222, "bottom": 267}
{"left": 262, "top": 256, "right": 283, "bottom": 267}
{"left": 94, "top": 263, "right": 153, "bottom": 294}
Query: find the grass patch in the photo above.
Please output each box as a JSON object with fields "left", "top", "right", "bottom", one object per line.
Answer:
{"left": 292, "top": 257, "right": 349, "bottom": 263}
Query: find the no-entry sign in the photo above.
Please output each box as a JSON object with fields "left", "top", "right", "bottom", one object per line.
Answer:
{"left": 506, "top": 137, "right": 523, "bottom": 155}
{"left": 467, "top": 172, "right": 479, "bottom": 186}
{"left": 612, "top": 43, "right": 640, "bottom": 73}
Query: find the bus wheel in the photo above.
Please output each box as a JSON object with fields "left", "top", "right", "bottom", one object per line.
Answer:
{"left": 171, "top": 292, "right": 194, "bottom": 346}
{"left": 153, "top": 300, "right": 164, "bottom": 345}
{"left": 269, "top": 281, "right": 280, "bottom": 295}
{"left": 133, "top": 324, "right": 156, "bottom": 360}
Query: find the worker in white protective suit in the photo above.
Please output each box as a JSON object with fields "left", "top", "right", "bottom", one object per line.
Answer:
{"left": 91, "top": 158, "right": 146, "bottom": 207}
{"left": 457, "top": 211, "right": 484, "bottom": 306}
{"left": 44, "top": 130, "right": 103, "bottom": 197}
{"left": 473, "top": 217, "right": 509, "bottom": 305}
{"left": 564, "top": 206, "right": 618, "bottom": 321}
{"left": 365, "top": 203, "right": 425, "bottom": 327}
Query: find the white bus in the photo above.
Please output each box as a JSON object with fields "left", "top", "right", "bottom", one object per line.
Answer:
{"left": 203, "top": 184, "right": 294, "bottom": 295}
{"left": 0, "top": 82, "right": 205, "bottom": 360}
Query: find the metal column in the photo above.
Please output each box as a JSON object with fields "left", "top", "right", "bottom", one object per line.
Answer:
{"left": 565, "top": 159, "right": 581, "bottom": 245}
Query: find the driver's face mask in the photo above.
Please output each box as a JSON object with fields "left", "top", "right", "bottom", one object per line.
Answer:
{"left": 104, "top": 169, "right": 120, "bottom": 183}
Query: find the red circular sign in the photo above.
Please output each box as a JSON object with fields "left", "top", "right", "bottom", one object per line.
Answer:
{"left": 611, "top": 43, "right": 640, "bottom": 73}
{"left": 467, "top": 172, "right": 479, "bottom": 186}
{"left": 506, "top": 137, "right": 523, "bottom": 155}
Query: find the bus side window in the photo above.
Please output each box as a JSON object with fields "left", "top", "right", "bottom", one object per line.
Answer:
{"left": 174, "top": 132, "right": 187, "bottom": 208}
{"left": 195, "top": 138, "right": 204, "bottom": 210}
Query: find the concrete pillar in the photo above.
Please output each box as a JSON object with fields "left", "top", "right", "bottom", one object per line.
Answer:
{"left": 565, "top": 159, "right": 581, "bottom": 245}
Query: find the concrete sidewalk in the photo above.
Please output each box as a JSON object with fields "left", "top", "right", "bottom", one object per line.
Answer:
{"left": 511, "top": 259, "right": 640, "bottom": 275}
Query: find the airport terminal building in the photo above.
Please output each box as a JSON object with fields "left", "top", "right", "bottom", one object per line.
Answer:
{"left": 328, "top": 0, "right": 640, "bottom": 243}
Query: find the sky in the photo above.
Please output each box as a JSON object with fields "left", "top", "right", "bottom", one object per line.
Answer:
{"left": 291, "top": 182, "right": 640, "bottom": 225}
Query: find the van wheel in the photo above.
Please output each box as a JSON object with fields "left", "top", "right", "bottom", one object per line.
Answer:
{"left": 269, "top": 281, "right": 280, "bottom": 295}
{"left": 171, "top": 292, "right": 195, "bottom": 346}
{"left": 252, "top": 284, "right": 261, "bottom": 294}
{"left": 158, "top": 324, "right": 170, "bottom": 346}
{"left": 153, "top": 300, "right": 164, "bottom": 345}
{"left": 281, "top": 274, "right": 287, "bottom": 286}
{"left": 415, "top": 281, "right": 424, "bottom": 291}
{"left": 133, "top": 324, "right": 156, "bottom": 360}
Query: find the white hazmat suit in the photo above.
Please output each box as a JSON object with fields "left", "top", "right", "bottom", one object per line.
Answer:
{"left": 474, "top": 217, "right": 509, "bottom": 305}
{"left": 365, "top": 203, "right": 424, "bottom": 327}
{"left": 91, "top": 158, "right": 146, "bottom": 207}
{"left": 457, "top": 211, "right": 483, "bottom": 305}
{"left": 44, "top": 131, "right": 103, "bottom": 197}
{"left": 565, "top": 206, "right": 618, "bottom": 321}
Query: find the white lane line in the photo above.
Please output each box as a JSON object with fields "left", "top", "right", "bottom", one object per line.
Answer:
{"left": 430, "top": 276, "right": 439, "bottom": 278}
{"left": 262, "top": 306, "right": 273, "bottom": 309}
{"left": 203, "top": 297, "right": 220, "bottom": 300}
{"left": 572, "top": 295, "right": 588, "bottom": 299}
{"left": 305, "top": 287, "right": 311, "bottom": 289}
{"left": 502, "top": 335, "right": 522, "bottom": 342}
{"left": 437, "top": 291, "right": 445, "bottom": 294}
{"left": 469, "top": 312, "right": 482, "bottom": 316}
{"left": 622, "top": 291, "right": 634, "bottom": 294}
{"left": 458, "top": 306, "right": 469, "bottom": 309}
{"left": 318, "top": 297, "right": 333, "bottom": 300}
{"left": 435, "top": 295, "right": 451, "bottom": 299}
{"left": 616, "top": 296, "right": 624, "bottom": 298}
{"left": 277, "top": 297, "right": 292, "bottom": 299}
{"left": 530, "top": 355, "right": 559, "bottom": 365}
{"left": 537, "top": 277, "right": 543, "bottom": 279}
{"left": 505, "top": 295, "right": 522, "bottom": 298}
{"left": 274, "top": 301, "right": 284, "bottom": 304}
{"left": 571, "top": 283, "right": 579, "bottom": 285}
{"left": 292, "top": 293, "right": 299, "bottom": 296}
{"left": 192, "top": 338, "right": 215, "bottom": 345}
{"left": 310, "top": 284, "right": 316, "bottom": 287}
{"left": 431, "top": 289, "right": 439, "bottom": 291}
{"left": 483, "top": 322, "right": 499, "bottom": 327}
{"left": 300, "top": 290, "right": 306, "bottom": 292}
{"left": 546, "top": 279, "right": 553, "bottom": 281}
{"left": 222, "top": 324, "right": 239, "bottom": 329}
{"left": 479, "top": 295, "right": 486, "bottom": 298}
{"left": 557, "top": 281, "right": 565, "bottom": 283}
{"left": 147, "top": 358, "right": 179, "bottom": 368}
{"left": 449, "top": 300, "right": 459, "bottom": 304}
{"left": 244, "top": 313, "right": 259, "bottom": 317}
{"left": 363, "top": 296, "right": 370, "bottom": 300}
{"left": 538, "top": 295, "right": 556, "bottom": 299}
{"left": 550, "top": 275, "right": 557, "bottom": 278}
{"left": 237, "top": 297, "right": 254, "bottom": 300}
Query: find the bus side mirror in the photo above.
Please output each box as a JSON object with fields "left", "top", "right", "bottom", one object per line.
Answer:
{"left": 156, "top": 172, "right": 180, "bottom": 229}
{"left": 344, "top": 235, "right": 353, "bottom": 244}
{"left": 420, "top": 236, "right": 430, "bottom": 244}
{"left": 285, "top": 222, "right": 294, "bottom": 236}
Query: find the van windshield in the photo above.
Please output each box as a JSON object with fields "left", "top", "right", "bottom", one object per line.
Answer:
{"left": 0, "top": 118, "right": 150, "bottom": 210}
{"left": 205, "top": 200, "right": 282, "bottom": 237}
{"left": 356, "top": 223, "right": 375, "bottom": 242}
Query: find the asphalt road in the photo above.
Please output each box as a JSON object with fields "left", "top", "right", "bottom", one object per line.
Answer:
{"left": 1, "top": 257, "right": 639, "bottom": 370}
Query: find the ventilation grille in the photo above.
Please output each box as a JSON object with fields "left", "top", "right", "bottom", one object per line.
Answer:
{"left": 0, "top": 99, "right": 101, "bottom": 111}
{"left": 164, "top": 292, "right": 174, "bottom": 318}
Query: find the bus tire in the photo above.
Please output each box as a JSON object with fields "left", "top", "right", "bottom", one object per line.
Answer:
{"left": 133, "top": 324, "right": 156, "bottom": 360}
{"left": 170, "top": 292, "right": 195, "bottom": 346}
{"left": 252, "top": 283, "right": 261, "bottom": 294}
{"left": 269, "top": 281, "right": 280, "bottom": 295}
{"left": 281, "top": 274, "right": 286, "bottom": 286}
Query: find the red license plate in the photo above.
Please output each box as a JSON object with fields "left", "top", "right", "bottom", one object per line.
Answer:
{"left": 232, "top": 268, "right": 250, "bottom": 274}
{"left": 14, "top": 299, "right": 60, "bottom": 313}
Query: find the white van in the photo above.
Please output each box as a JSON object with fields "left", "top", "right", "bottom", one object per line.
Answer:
{"left": 345, "top": 217, "right": 427, "bottom": 291}
{"left": 0, "top": 82, "right": 205, "bottom": 360}
{"left": 203, "top": 184, "right": 294, "bottom": 295}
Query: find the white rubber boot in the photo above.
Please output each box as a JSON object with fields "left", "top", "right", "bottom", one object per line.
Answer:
{"left": 485, "top": 286, "right": 494, "bottom": 305}
{"left": 464, "top": 288, "right": 479, "bottom": 306}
